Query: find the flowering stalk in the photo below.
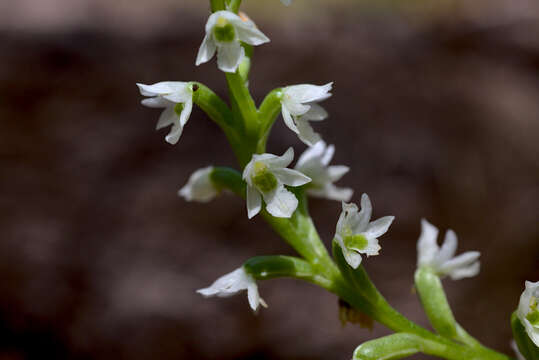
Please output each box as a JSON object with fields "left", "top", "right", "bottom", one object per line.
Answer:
{"left": 135, "top": 1, "right": 534, "bottom": 359}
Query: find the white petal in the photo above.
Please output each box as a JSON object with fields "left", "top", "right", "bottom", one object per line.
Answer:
{"left": 343, "top": 247, "right": 363, "bottom": 269}
{"left": 448, "top": 261, "right": 480, "bottom": 280}
{"left": 141, "top": 96, "right": 169, "bottom": 108}
{"left": 137, "top": 81, "right": 189, "bottom": 96}
{"left": 282, "top": 98, "right": 311, "bottom": 116}
{"left": 337, "top": 201, "right": 362, "bottom": 236}
{"left": 229, "top": 16, "right": 270, "bottom": 46}
{"left": 197, "top": 268, "right": 248, "bottom": 297}
{"left": 296, "top": 141, "right": 325, "bottom": 169}
{"left": 246, "top": 185, "right": 262, "bottom": 219}
{"left": 263, "top": 186, "right": 298, "bottom": 218}
{"left": 523, "top": 318, "right": 539, "bottom": 347}
{"left": 246, "top": 280, "right": 267, "bottom": 311}
{"left": 284, "top": 83, "right": 333, "bottom": 104}
{"left": 162, "top": 86, "right": 192, "bottom": 104}
{"left": 178, "top": 166, "right": 217, "bottom": 203}
{"left": 363, "top": 237, "right": 381, "bottom": 256}
{"left": 417, "top": 219, "right": 440, "bottom": 267}
{"left": 196, "top": 34, "right": 217, "bottom": 66}
{"left": 364, "top": 216, "right": 394, "bottom": 239}
{"left": 179, "top": 98, "right": 193, "bottom": 127}
{"left": 265, "top": 147, "right": 295, "bottom": 169}
{"left": 217, "top": 42, "right": 245, "bottom": 73}
{"left": 320, "top": 142, "right": 334, "bottom": 165}
{"left": 354, "top": 193, "right": 372, "bottom": 233}
{"left": 281, "top": 105, "right": 300, "bottom": 133}
{"left": 438, "top": 251, "right": 480, "bottom": 274}
{"left": 272, "top": 168, "right": 311, "bottom": 187}
{"left": 296, "top": 118, "right": 322, "bottom": 146}
{"left": 307, "top": 184, "right": 353, "bottom": 202}
{"left": 165, "top": 120, "right": 184, "bottom": 145}
{"left": 437, "top": 229, "right": 458, "bottom": 264}
{"left": 303, "top": 103, "right": 328, "bottom": 121}
{"left": 156, "top": 106, "right": 176, "bottom": 130}
{"left": 327, "top": 165, "right": 349, "bottom": 182}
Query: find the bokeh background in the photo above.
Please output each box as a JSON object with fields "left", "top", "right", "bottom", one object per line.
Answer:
{"left": 1, "top": 0, "right": 538, "bottom": 359}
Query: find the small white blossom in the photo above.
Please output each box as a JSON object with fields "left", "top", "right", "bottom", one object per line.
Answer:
{"left": 178, "top": 166, "right": 218, "bottom": 203}
{"left": 137, "top": 81, "right": 193, "bottom": 145}
{"left": 334, "top": 194, "right": 394, "bottom": 269}
{"left": 416, "top": 219, "right": 480, "bottom": 280}
{"left": 294, "top": 141, "right": 353, "bottom": 202}
{"left": 243, "top": 148, "right": 311, "bottom": 219}
{"left": 517, "top": 281, "right": 539, "bottom": 347}
{"left": 197, "top": 267, "right": 267, "bottom": 312}
{"left": 279, "top": 83, "right": 333, "bottom": 146}
{"left": 196, "top": 10, "right": 270, "bottom": 73}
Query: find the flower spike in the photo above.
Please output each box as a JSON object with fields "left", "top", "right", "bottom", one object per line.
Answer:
{"left": 294, "top": 141, "right": 353, "bottom": 202}
{"left": 517, "top": 281, "right": 539, "bottom": 347}
{"left": 196, "top": 10, "right": 270, "bottom": 73}
{"left": 334, "top": 194, "right": 394, "bottom": 269}
{"left": 197, "top": 267, "right": 267, "bottom": 312}
{"left": 137, "top": 81, "right": 194, "bottom": 145}
{"left": 242, "top": 148, "right": 311, "bottom": 219}
{"left": 278, "top": 83, "right": 332, "bottom": 146}
{"left": 178, "top": 166, "right": 219, "bottom": 203}
{"left": 416, "top": 219, "right": 480, "bottom": 280}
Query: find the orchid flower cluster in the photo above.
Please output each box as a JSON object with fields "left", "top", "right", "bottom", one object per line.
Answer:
{"left": 136, "top": 1, "right": 538, "bottom": 359}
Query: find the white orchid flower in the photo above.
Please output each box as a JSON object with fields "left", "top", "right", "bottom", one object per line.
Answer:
{"left": 279, "top": 83, "right": 332, "bottom": 146}
{"left": 242, "top": 148, "right": 311, "bottom": 219}
{"left": 416, "top": 219, "right": 480, "bottom": 280}
{"left": 196, "top": 10, "right": 270, "bottom": 73}
{"left": 137, "top": 81, "right": 193, "bottom": 145}
{"left": 294, "top": 141, "right": 353, "bottom": 202}
{"left": 178, "top": 166, "right": 218, "bottom": 203}
{"left": 517, "top": 281, "right": 539, "bottom": 347}
{"left": 197, "top": 267, "right": 267, "bottom": 312}
{"left": 334, "top": 194, "right": 394, "bottom": 269}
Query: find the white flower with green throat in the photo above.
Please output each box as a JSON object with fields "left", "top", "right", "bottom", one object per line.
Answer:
{"left": 136, "top": 81, "right": 194, "bottom": 145}
{"left": 243, "top": 148, "right": 311, "bottom": 219}
{"left": 517, "top": 280, "right": 539, "bottom": 347}
{"left": 196, "top": 10, "right": 270, "bottom": 73}
{"left": 334, "top": 194, "right": 394, "bottom": 269}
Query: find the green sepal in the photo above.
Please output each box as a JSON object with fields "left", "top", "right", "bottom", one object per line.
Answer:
{"left": 210, "top": 167, "right": 245, "bottom": 197}
{"left": 353, "top": 333, "right": 421, "bottom": 360}
{"left": 511, "top": 311, "right": 539, "bottom": 360}
{"left": 414, "top": 266, "right": 457, "bottom": 339}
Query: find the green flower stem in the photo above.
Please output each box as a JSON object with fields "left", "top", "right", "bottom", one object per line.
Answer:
{"left": 243, "top": 255, "right": 334, "bottom": 290}
{"left": 257, "top": 88, "right": 282, "bottom": 153}
{"left": 227, "top": 0, "right": 242, "bottom": 13}
{"left": 210, "top": 0, "right": 225, "bottom": 11}
{"left": 192, "top": 82, "right": 235, "bottom": 130}
{"left": 210, "top": 167, "right": 246, "bottom": 196}
{"left": 332, "top": 243, "right": 511, "bottom": 360}
{"left": 226, "top": 72, "right": 259, "bottom": 140}
{"left": 261, "top": 189, "right": 339, "bottom": 278}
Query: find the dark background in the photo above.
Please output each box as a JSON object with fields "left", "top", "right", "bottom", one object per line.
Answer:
{"left": 1, "top": 0, "right": 538, "bottom": 359}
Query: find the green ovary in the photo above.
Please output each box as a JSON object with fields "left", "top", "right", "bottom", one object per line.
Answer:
{"left": 252, "top": 162, "right": 278, "bottom": 193}
{"left": 213, "top": 18, "right": 236, "bottom": 42}
{"left": 343, "top": 233, "right": 368, "bottom": 251}
{"left": 527, "top": 297, "right": 539, "bottom": 326}
{"left": 174, "top": 103, "right": 184, "bottom": 116}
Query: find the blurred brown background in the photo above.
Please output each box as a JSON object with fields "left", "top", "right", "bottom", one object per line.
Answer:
{"left": 1, "top": 0, "right": 538, "bottom": 359}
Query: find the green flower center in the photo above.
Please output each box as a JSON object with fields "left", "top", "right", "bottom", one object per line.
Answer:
{"left": 174, "top": 103, "right": 184, "bottom": 116}
{"left": 527, "top": 296, "right": 539, "bottom": 326}
{"left": 213, "top": 17, "right": 236, "bottom": 43}
{"left": 251, "top": 162, "right": 277, "bottom": 193}
{"left": 343, "top": 231, "right": 368, "bottom": 251}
